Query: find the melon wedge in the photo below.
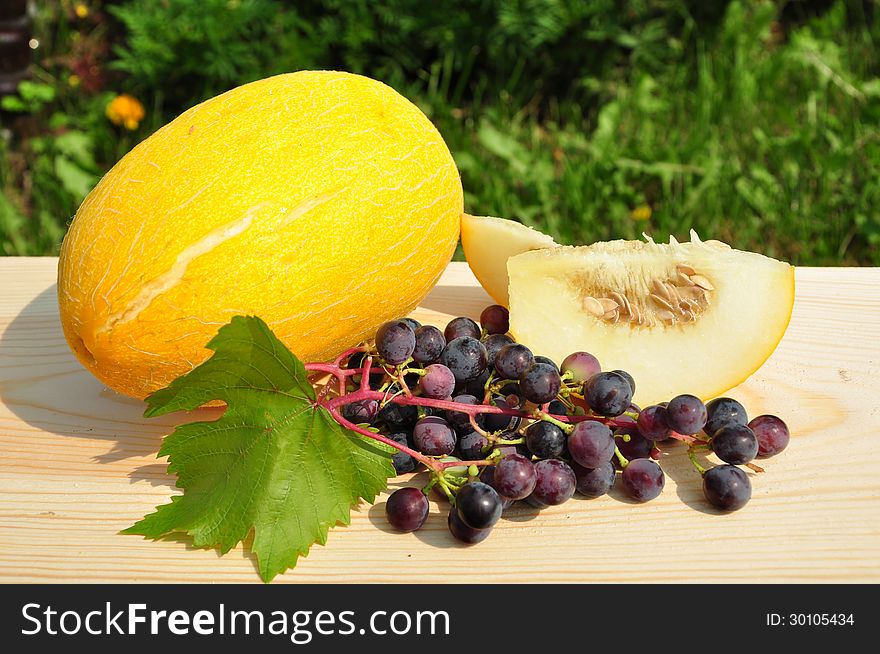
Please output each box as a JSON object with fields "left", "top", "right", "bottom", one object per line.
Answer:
{"left": 507, "top": 233, "right": 795, "bottom": 405}
{"left": 461, "top": 213, "right": 557, "bottom": 305}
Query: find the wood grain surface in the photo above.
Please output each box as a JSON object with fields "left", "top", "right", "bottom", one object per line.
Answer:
{"left": 0, "top": 257, "right": 878, "bottom": 583}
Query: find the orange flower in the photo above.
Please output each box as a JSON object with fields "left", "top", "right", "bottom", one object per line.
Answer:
{"left": 630, "top": 204, "right": 652, "bottom": 221}
{"left": 106, "top": 94, "right": 145, "bottom": 130}
{"left": 74, "top": 3, "right": 89, "bottom": 19}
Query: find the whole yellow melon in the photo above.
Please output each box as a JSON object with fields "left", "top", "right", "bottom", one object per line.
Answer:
{"left": 58, "top": 71, "right": 463, "bottom": 399}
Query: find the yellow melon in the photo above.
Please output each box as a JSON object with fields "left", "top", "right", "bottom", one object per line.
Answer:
{"left": 58, "top": 71, "right": 463, "bottom": 399}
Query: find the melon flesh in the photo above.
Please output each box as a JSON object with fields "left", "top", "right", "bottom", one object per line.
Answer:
{"left": 461, "top": 213, "right": 557, "bottom": 306}
{"left": 507, "top": 234, "right": 795, "bottom": 406}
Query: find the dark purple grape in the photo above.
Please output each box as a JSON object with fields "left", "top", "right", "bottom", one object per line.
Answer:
{"left": 479, "top": 466, "right": 515, "bottom": 508}
{"left": 705, "top": 397, "right": 748, "bottom": 436}
{"left": 525, "top": 421, "right": 566, "bottom": 460}
{"left": 584, "top": 372, "right": 633, "bottom": 417}
{"left": 531, "top": 459, "right": 576, "bottom": 505}
{"left": 412, "top": 325, "right": 446, "bottom": 364}
{"left": 445, "top": 393, "right": 480, "bottom": 435}
{"left": 444, "top": 316, "right": 481, "bottom": 342}
{"left": 703, "top": 464, "right": 751, "bottom": 511}
{"left": 458, "top": 430, "right": 489, "bottom": 460}
{"left": 378, "top": 400, "right": 418, "bottom": 431}
{"left": 447, "top": 506, "right": 491, "bottom": 544}
{"left": 419, "top": 363, "right": 456, "bottom": 399}
{"left": 375, "top": 320, "right": 416, "bottom": 364}
{"left": 547, "top": 399, "right": 568, "bottom": 416}
{"left": 568, "top": 420, "right": 615, "bottom": 468}
{"left": 456, "top": 481, "right": 502, "bottom": 529}
{"left": 461, "top": 368, "right": 491, "bottom": 398}
{"left": 482, "top": 333, "right": 514, "bottom": 370}
{"left": 482, "top": 395, "right": 520, "bottom": 433}
{"left": 571, "top": 460, "right": 616, "bottom": 498}
{"left": 493, "top": 453, "right": 537, "bottom": 500}
{"left": 560, "top": 351, "right": 601, "bottom": 383}
{"left": 440, "top": 336, "right": 488, "bottom": 382}
{"left": 621, "top": 458, "right": 665, "bottom": 502}
{"left": 520, "top": 362, "right": 562, "bottom": 404}
{"left": 385, "top": 487, "right": 429, "bottom": 532}
{"left": 610, "top": 369, "right": 635, "bottom": 395}
{"left": 533, "top": 355, "right": 559, "bottom": 372}
{"left": 341, "top": 399, "right": 379, "bottom": 425}
{"left": 388, "top": 432, "right": 416, "bottom": 474}
{"left": 346, "top": 351, "right": 385, "bottom": 389}
{"left": 711, "top": 424, "right": 759, "bottom": 464}
{"left": 413, "top": 416, "right": 456, "bottom": 456}
{"left": 495, "top": 343, "right": 534, "bottom": 380}
{"left": 479, "top": 305, "right": 510, "bottom": 335}
{"left": 749, "top": 415, "right": 790, "bottom": 457}
{"left": 614, "top": 427, "right": 653, "bottom": 462}
{"left": 666, "top": 394, "right": 707, "bottom": 435}
{"left": 637, "top": 404, "right": 671, "bottom": 441}
{"left": 401, "top": 317, "right": 421, "bottom": 333}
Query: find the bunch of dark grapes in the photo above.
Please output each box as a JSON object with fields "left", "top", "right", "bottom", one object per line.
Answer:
{"left": 341, "top": 305, "right": 791, "bottom": 544}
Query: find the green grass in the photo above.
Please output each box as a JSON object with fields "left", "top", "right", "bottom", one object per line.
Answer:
{"left": 1, "top": 0, "right": 878, "bottom": 264}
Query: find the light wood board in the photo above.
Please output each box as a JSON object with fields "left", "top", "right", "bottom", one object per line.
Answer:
{"left": 0, "top": 257, "right": 878, "bottom": 583}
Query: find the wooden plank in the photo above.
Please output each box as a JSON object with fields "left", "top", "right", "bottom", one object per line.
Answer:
{"left": 0, "top": 257, "right": 878, "bottom": 583}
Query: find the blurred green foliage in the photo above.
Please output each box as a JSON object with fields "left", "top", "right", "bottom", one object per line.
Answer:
{"left": 1, "top": 0, "right": 878, "bottom": 264}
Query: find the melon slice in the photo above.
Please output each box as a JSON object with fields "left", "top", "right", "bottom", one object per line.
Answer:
{"left": 461, "top": 213, "right": 557, "bottom": 306}
{"left": 507, "top": 232, "right": 795, "bottom": 406}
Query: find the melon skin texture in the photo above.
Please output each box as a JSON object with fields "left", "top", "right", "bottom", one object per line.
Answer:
{"left": 460, "top": 213, "right": 557, "bottom": 306}
{"left": 58, "top": 71, "right": 463, "bottom": 399}
{"left": 507, "top": 236, "right": 795, "bottom": 406}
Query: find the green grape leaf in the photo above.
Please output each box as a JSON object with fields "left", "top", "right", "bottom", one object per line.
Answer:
{"left": 123, "top": 315, "right": 395, "bottom": 582}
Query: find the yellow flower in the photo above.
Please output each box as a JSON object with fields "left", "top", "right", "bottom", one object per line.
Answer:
{"left": 630, "top": 204, "right": 652, "bottom": 221}
{"left": 106, "top": 94, "right": 145, "bottom": 130}
{"left": 68, "top": 74, "right": 80, "bottom": 88}
{"left": 74, "top": 3, "right": 89, "bottom": 19}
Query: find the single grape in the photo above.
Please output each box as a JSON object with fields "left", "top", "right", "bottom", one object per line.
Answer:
{"left": 493, "top": 453, "right": 537, "bottom": 500}
{"left": 614, "top": 427, "right": 653, "bottom": 462}
{"left": 531, "top": 459, "right": 577, "bottom": 505}
{"left": 610, "top": 369, "right": 636, "bottom": 396}
{"left": 375, "top": 320, "right": 416, "bottom": 364}
{"left": 620, "top": 458, "right": 665, "bottom": 502}
{"left": 533, "top": 355, "right": 559, "bottom": 372}
{"left": 440, "top": 336, "right": 488, "bottom": 382}
{"left": 413, "top": 416, "right": 456, "bottom": 456}
{"left": 665, "top": 394, "right": 708, "bottom": 435}
{"left": 401, "top": 317, "right": 421, "bottom": 333}
{"left": 479, "top": 465, "right": 515, "bottom": 509}
{"left": 480, "top": 305, "right": 510, "bottom": 335}
{"left": 419, "top": 363, "right": 456, "bottom": 399}
{"left": 456, "top": 481, "right": 503, "bottom": 529}
{"left": 702, "top": 464, "right": 751, "bottom": 511}
{"left": 388, "top": 432, "right": 416, "bottom": 474}
{"left": 568, "top": 420, "right": 615, "bottom": 468}
{"left": 447, "top": 506, "right": 491, "bottom": 544}
{"left": 385, "top": 487, "right": 429, "bottom": 532}
{"left": 711, "top": 424, "right": 759, "bottom": 465}
{"left": 378, "top": 400, "right": 419, "bottom": 431}
{"left": 341, "top": 399, "right": 379, "bottom": 425}
{"left": 482, "top": 395, "right": 521, "bottom": 433}
{"left": 461, "top": 368, "right": 491, "bottom": 398}
{"left": 495, "top": 343, "right": 534, "bottom": 380}
{"left": 584, "top": 372, "right": 633, "bottom": 417}
{"left": 482, "top": 333, "right": 514, "bottom": 370}
{"left": 458, "top": 429, "right": 489, "bottom": 460}
{"left": 547, "top": 399, "right": 568, "bottom": 416}
{"left": 571, "top": 460, "right": 616, "bottom": 498}
{"left": 637, "top": 404, "right": 671, "bottom": 441}
{"left": 444, "top": 316, "right": 481, "bottom": 342}
{"left": 520, "top": 362, "right": 562, "bottom": 404}
{"left": 525, "top": 421, "right": 566, "bottom": 460}
{"left": 412, "top": 325, "right": 446, "bottom": 364}
{"left": 445, "top": 393, "right": 480, "bottom": 435}
{"left": 704, "top": 397, "right": 748, "bottom": 436}
{"left": 560, "top": 352, "right": 602, "bottom": 384}
{"left": 749, "top": 415, "right": 790, "bottom": 457}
